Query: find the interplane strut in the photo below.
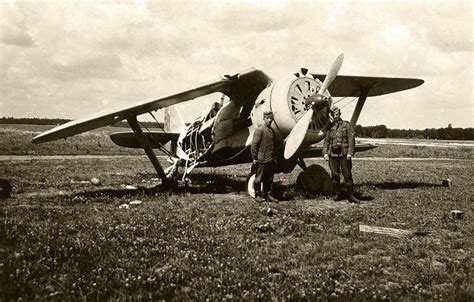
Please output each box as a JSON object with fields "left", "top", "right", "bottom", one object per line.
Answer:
{"left": 126, "top": 116, "right": 170, "bottom": 189}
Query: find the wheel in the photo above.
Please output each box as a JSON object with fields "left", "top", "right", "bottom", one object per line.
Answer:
{"left": 245, "top": 173, "right": 257, "bottom": 197}
{"left": 245, "top": 171, "right": 264, "bottom": 198}
{"left": 295, "top": 164, "right": 333, "bottom": 196}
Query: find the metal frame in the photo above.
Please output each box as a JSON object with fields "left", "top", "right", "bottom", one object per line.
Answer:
{"left": 127, "top": 116, "right": 169, "bottom": 189}
{"left": 350, "top": 87, "right": 370, "bottom": 129}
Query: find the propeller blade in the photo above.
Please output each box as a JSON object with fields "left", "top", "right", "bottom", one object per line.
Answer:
{"left": 283, "top": 54, "right": 344, "bottom": 159}
{"left": 319, "top": 53, "right": 344, "bottom": 94}
{"left": 284, "top": 108, "right": 314, "bottom": 159}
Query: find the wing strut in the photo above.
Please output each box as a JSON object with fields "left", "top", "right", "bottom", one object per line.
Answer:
{"left": 350, "top": 87, "right": 370, "bottom": 129}
{"left": 126, "top": 116, "right": 170, "bottom": 189}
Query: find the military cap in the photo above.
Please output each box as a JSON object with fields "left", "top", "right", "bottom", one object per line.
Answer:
{"left": 263, "top": 111, "right": 274, "bottom": 118}
{"left": 330, "top": 106, "right": 341, "bottom": 113}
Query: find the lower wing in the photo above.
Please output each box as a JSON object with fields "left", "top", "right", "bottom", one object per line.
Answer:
{"left": 299, "top": 143, "right": 377, "bottom": 158}
{"left": 109, "top": 131, "right": 180, "bottom": 148}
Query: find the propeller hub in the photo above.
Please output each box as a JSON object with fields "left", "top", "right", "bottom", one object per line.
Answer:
{"left": 283, "top": 53, "right": 344, "bottom": 159}
{"left": 305, "top": 93, "right": 329, "bottom": 109}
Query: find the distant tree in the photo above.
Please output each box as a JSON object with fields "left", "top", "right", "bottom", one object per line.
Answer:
{"left": 374, "top": 125, "right": 387, "bottom": 138}
{"left": 2, "top": 117, "right": 473, "bottom": 140}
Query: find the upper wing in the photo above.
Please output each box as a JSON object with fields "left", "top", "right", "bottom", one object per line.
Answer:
{"left": 314, "top": 75, "right": 424, "bottom": 97}
{"left": 32, "top": 68, "right": 269, "bottom": 143}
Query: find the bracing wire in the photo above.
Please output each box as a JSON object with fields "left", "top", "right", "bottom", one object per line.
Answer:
{"left": 138, "top": 115, "right": 173, "bottom": 158}
{"left": 333, "top": 96, "right": 348, "bottom": 105}
{"left": 149, "top": 111, "right": 166, "bottom": 133}
{"left": 333, "top": 96, "right": 358, "bottom": 109}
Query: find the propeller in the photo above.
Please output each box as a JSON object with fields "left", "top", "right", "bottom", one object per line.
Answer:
{"left": 284, "top": 54, "right": 344, "bottom": 159}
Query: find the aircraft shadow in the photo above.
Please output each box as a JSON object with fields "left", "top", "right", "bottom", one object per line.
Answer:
{"left": 181, "top": 174, "right": 247, "bottom": 194}
{"left": 183, "top": 174, "right": 298, "bottom": 201}
{"left": 74, "top": 186, "right": 167, "bottom": 199}
{"left": 73, "top": 173, "right": 248, "bottom": 199}
{"left": 73, "top": 173, "right": 299, "bottom": 200}
{"left": 70, "top": 179, "right": 442, "bottom": 203}
{"left": 74, "top": 178, "right": 442, "bottom": 202}
{"left": 356, "top": 181, "right": 445, "bottom": 190}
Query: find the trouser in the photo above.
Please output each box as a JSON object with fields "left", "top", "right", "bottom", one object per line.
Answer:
{"left": 329, "top": 156, "right": 353, "bottom": 186}
{"left": 254, "top": 161, "right": 274, "bottom": 195}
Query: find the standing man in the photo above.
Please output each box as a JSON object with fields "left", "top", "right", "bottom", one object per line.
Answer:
{"left": 208, "top": 101, "right": 221, "bottom": 119}
{"left": 323, "top": 106, "right": 360, "bottom": 203}
{"left": 251, "top": 111, "right": 278, "bottom": 202}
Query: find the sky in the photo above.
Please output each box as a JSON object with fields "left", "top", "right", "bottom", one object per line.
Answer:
{"left": 0, "top": 0, "right": 472, "bottom": 129}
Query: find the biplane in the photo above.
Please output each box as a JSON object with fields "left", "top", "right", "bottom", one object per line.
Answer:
{"left": 32, "top": 54, "right": 424, "bottom": 195}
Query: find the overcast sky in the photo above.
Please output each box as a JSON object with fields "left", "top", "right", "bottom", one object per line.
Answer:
{"left": 1, "top": 0, "right": 472, "bottom": 129}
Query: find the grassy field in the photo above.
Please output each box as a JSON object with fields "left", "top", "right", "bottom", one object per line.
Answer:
{"left": 1, "top": 124, "right": 473, "bottom": 300}
{"left": 1, "top": 124, "right": 473, "bottom": 159}
{"left": 0, "top": 124, "right": 145, "bottom": 156}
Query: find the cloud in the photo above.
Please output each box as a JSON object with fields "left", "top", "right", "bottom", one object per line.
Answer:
{"left": 0, "top": 2, "right": 35, "bottom": 47}
{"left": 0, "top": 24, "right": 35, "bottom": 47}
{"left": 0, "top": 0, "right": 472, "bottom": 129}
{"left": 50, "top": 53, "right": 123, "bottom": 80}
{"left": 426, "top": 20, "right": 472, "bottom": 53}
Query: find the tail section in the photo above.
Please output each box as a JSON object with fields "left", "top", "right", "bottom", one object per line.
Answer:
{"left": 164, "top": 105, "right": 186, "bottom": 132}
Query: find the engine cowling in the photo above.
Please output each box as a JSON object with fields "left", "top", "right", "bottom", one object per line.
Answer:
{"left": 250, "top": 70, "right": 332, "bottom": 146}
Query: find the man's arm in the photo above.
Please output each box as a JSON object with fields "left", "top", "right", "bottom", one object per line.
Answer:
{"left": 322, "top": 129, "right": 331, "bottom": 160}
{"left": 322, "top": 130, "right": 330, "bottom": 155}
{"left": 347, "top": 122, "right": 355, "bottom": 156}
{"left": 251, "top": 128, "right": 262, "bottom": 161}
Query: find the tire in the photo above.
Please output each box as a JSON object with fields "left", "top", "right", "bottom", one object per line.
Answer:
{"left": 245, "top": 173, "right": 257, "bottom": 197}
{"left": 295, "top": 164, "right": 333, "bottom": 196}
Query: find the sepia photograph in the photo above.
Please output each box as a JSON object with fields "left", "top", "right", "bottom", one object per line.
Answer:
{"left": 1, "top": 0, "right": 472, "bottom": 300}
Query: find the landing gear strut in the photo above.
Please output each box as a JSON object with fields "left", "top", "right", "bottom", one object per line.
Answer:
{"left": 245, "top": 172, "right": 257, "bottom": 198}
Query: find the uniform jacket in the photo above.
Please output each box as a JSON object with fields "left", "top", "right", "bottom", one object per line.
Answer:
{"left": 251, "top": 124, "right": 275, "bottom": 163}
{"left": 323, "top": 119, "right": 355, "bottom": 157}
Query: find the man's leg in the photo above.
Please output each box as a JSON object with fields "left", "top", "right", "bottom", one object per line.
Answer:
{"left": 262, "top": 162, "right": 277, "bottom": 202}
{"left": 341, "top": 158, "right": 359, "bottom": 204}
{"left": 254, "top": 163, "right": 264, "bottom": 202}
{"left": 329, "top": 157, "right": 342, "bottom": 201}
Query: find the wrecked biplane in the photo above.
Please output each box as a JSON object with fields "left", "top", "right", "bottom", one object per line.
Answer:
{"left": 32, "top": 54, "right": 424, "bottom": 195}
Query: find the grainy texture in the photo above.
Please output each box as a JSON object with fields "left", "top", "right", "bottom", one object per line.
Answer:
{"left": 1, "top": 125, "right": 473, "bottom": 300}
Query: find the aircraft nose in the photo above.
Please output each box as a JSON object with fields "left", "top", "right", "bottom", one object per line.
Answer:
{"left": 305, "top": 94, "right": 328, "bottom": 109}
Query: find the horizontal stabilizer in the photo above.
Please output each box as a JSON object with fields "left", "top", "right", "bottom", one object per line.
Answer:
{"left": 110, "top": 131, "right": 180, "bottom": 149}
{"left": 314, "top": 75, "right": 424, "bottom": 97}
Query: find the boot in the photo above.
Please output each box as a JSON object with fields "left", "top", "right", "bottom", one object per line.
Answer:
{"left": 347, "top": 185, "right": 360, "bottom": 204}
{"left": 254, "top": 191, "right": 264, "bottom": 202}
{"left": 333, "top": 181, "right": 342, "bottom": 202}
{"left": 265, "top": 191, "right": 278, "bottom": 202}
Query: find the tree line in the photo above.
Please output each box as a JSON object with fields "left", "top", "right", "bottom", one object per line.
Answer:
{"left": 1, "top": 117, "right": 472, "bottom": 140}
{"left": 354, "top": 124, "right": 474, "bottom": 140}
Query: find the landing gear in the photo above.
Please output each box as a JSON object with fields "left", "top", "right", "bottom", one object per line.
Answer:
{"left": 295, "top": 164, "right": 333, "bottom": 196}
{"left": 245, "top": 172, "right": 257, "bottom": 198}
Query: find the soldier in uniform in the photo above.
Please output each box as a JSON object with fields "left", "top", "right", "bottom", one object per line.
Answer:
{"left": 323, "top": 107, "right": 360, "bottom": 203}
{"left": 208, "top": 102, "right": 221, "bottom": 119}
{"left": 251, "top": 111, "right": 278, "bottom": 202}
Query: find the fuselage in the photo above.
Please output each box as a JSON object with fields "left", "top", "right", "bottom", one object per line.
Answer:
{"left": 176, "top": 70, "right": 333, "bottom": 169}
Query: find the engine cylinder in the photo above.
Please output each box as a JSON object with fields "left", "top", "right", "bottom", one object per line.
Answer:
{"left": 251, "top": 72, "right": 332, "bottom": 145}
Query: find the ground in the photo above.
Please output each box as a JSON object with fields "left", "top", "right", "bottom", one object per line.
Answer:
{"left": 0, "top": 125, "right": 473, "bottom": 300}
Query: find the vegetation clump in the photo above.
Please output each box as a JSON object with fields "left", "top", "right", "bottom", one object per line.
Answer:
{"left": 1, "top": 151, "right": 473, "bottom": 300}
